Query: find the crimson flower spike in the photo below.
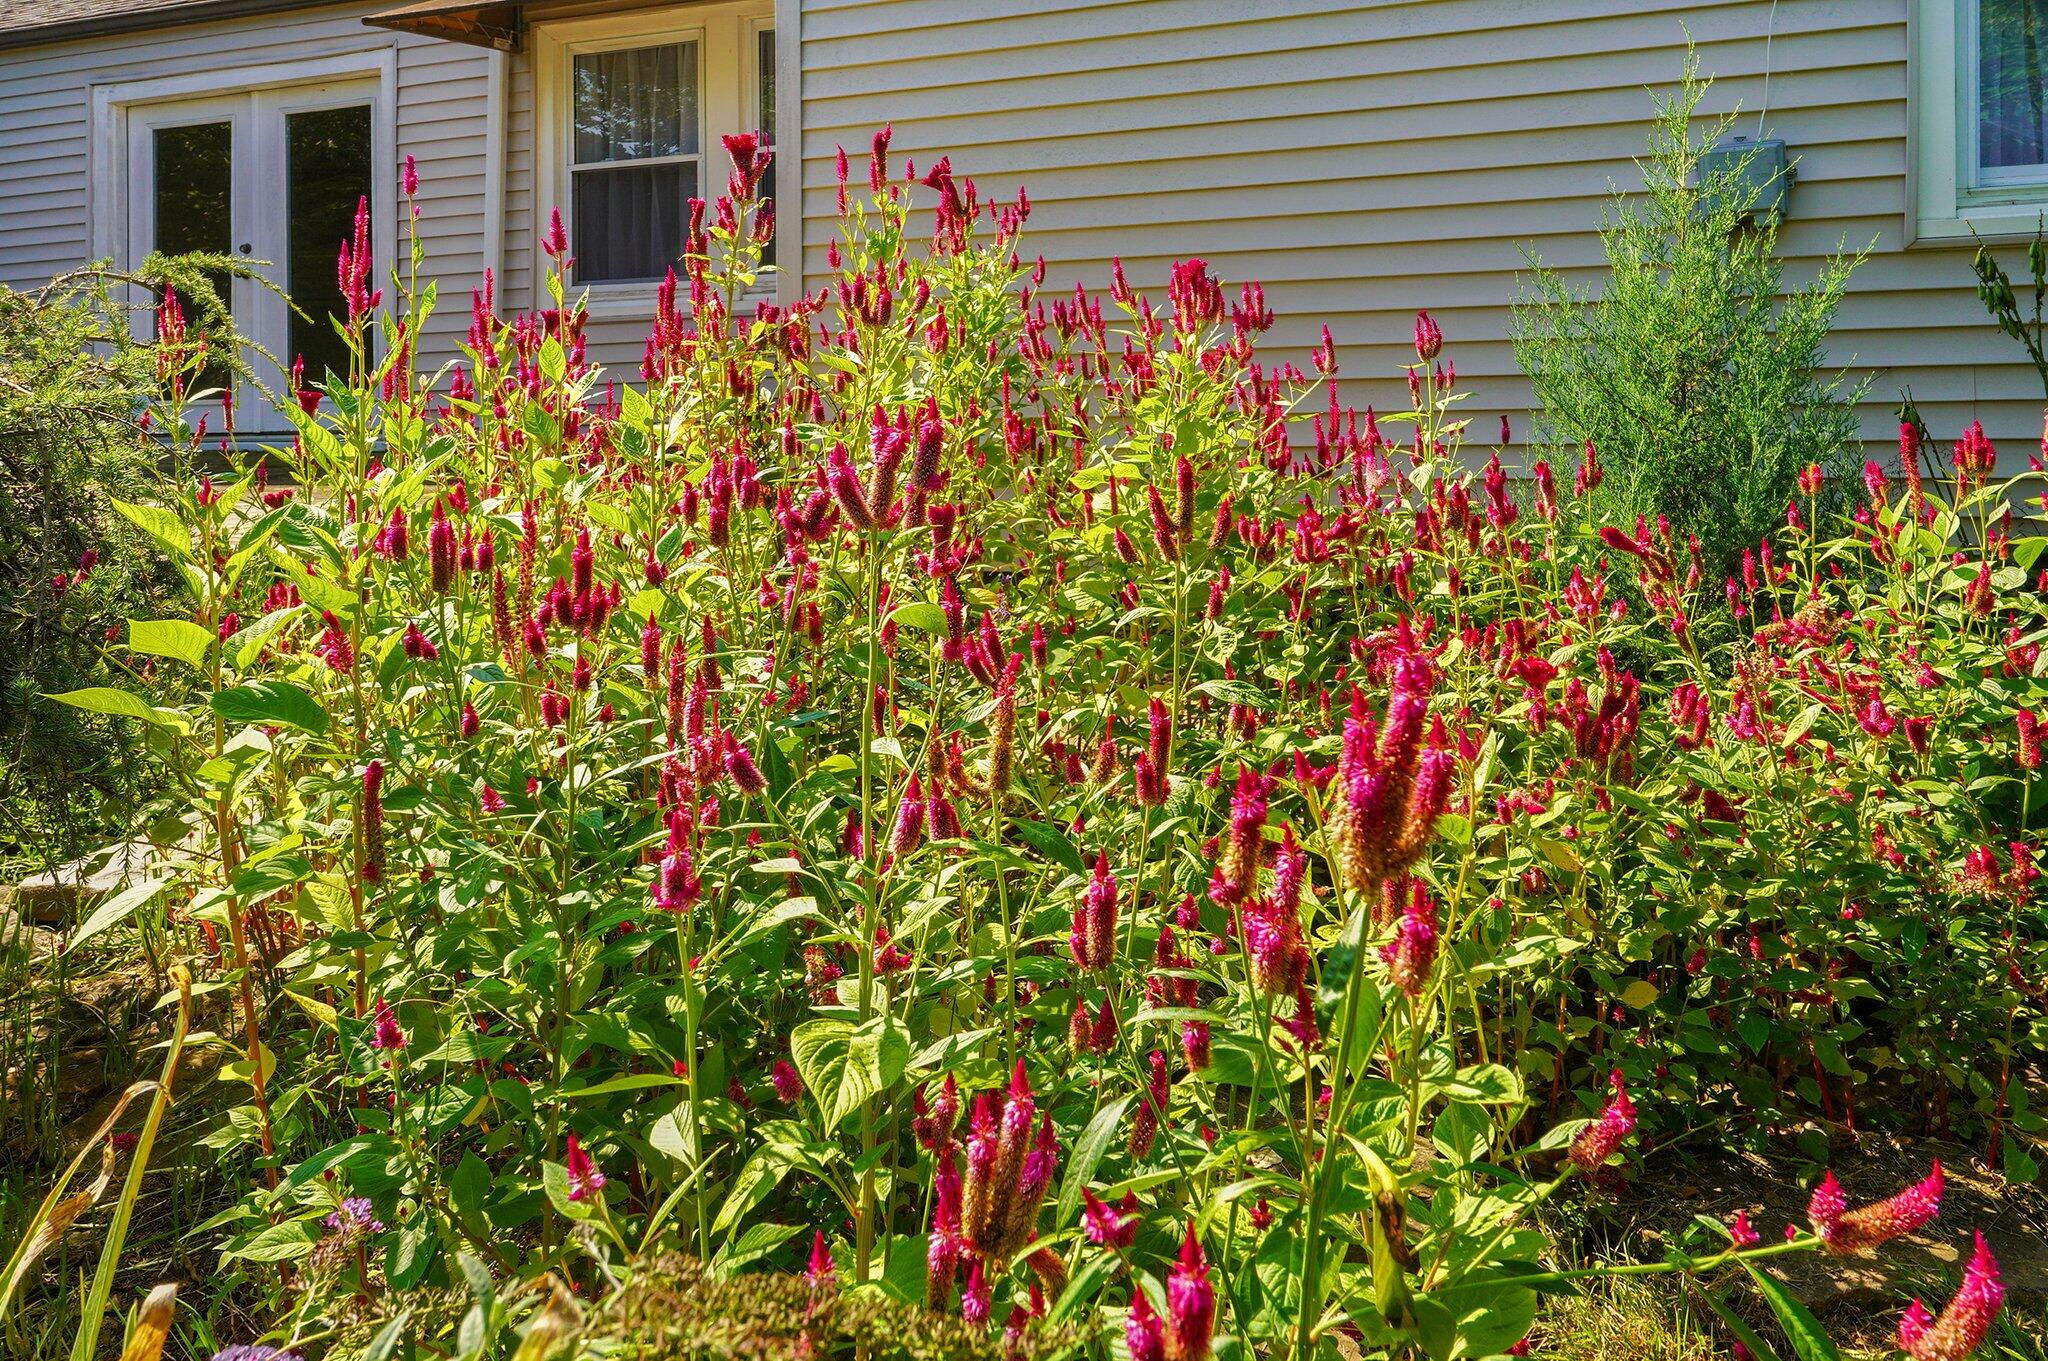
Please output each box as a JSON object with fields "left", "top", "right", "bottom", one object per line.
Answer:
{"left": 1165, "top": 1222, "right": 1215, "bottom": 1361}
{"left": 1807, "top": 1161, "right": 1943, "bottom": 1254}
{"left": 1567, "top": 1069, "right": 1635, "bottom": 1172}
{"left": 1207, "top": 765, "right": 1269, "bottom": 906}
{"left": 563, "top": 1133, "right": 605, "bottom": 1202}
{"left": 1899, "top": 1231, "right": 2003, "bottom": 1361}
{"left": 805, "top": 1229, "right": 836, "bottom": 1287}
{"left": 1069, "top": 851, "right": 1118, "bottom": 970}
{"left": 1328, "top": 654, "right": 1452, "bottom": 896}
{"left": 1379, "top": 878, "right": 1439, "bottom": 998}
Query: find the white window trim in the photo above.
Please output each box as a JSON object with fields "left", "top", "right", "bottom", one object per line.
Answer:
{"left": 773, "top": 0, "right": 799, "bottom": 309}
{"left": 87, "top": 51, "right": 399, "bottom": 426}
{"left": 532, "top": 1, "right": 781, "bottom": 321}
{"left": 1910, "top": 0, "right": 2048, "bottom": 244}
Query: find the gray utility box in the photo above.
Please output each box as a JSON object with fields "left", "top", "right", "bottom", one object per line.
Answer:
{"left": 1695, "top": 136, "right": 1793, "bottom": 224}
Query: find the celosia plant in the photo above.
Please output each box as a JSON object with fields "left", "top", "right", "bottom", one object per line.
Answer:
{"left": 40, "top": 130, "right": 2037, "bottom": 1360}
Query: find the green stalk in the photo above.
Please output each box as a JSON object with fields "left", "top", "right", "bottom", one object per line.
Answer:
{"left": 854, "top": 525, "right": 884, "bottom": 1282}
{"left": 69, "top": 968, "right": 191, "bottom": 1361}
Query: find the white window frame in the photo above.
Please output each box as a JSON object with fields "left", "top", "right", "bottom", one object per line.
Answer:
{"left": 1910, "top": 0, "right": 2048, "bottom": 243}
{"left": 88, "top": 52, "right": 399, "bottom": 428}
{"left": 533, "top": 1, "right": 779, "bottom": 320}
{"left": 744, "top": 11, "right": 778, "bottom": 272}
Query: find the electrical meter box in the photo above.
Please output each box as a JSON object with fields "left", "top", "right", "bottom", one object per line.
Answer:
{"left": 1695, "top": 136, "right": 1792, "bottom": 223}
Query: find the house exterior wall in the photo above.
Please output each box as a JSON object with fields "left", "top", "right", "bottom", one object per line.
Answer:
{"left": 0, "top": 0, "right": 2040, "bottom": 466}
{"left": 793, "top": 0, "right": 2043, "bottom": 464}
{"left": 0, "top": 0, "right": 500, "bottom": 375}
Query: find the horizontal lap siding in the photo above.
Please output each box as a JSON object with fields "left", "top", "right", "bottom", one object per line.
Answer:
{"left": 797, "top": 0, "right": 2045, "bottom": 465}
{"left": 0, "top": 1, "right": 495, "bottom": 375}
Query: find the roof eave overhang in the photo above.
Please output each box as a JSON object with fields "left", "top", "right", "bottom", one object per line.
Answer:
{"left": 0, "top": 0, "right": 350, "bottom": 52}
{"left": 363, "top": 1, "right": 521, "bottom": 50}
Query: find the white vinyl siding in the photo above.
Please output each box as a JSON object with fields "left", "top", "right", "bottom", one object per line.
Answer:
{"left": 2, "top": 0, "right": 2043, "bottom": 464}
{"left": 795, "top": 0, "right": 2042, "bottom": 466}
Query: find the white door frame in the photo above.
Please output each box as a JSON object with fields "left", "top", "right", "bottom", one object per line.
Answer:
{"left": 90, "top": 51, "right": 398, "bottom": 427}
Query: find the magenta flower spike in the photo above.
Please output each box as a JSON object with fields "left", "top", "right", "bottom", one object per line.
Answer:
{"left": 1567, "top": 1069, "right": 1635, "bottom": 1172}
{"left": 369, "top": 995, "right": 405, "bottom": 1051}
{"left": 1081, "top": 1189, "right": 1138, "bottom": 1248}
{"left": 805, "top": 1229, "right": 836, "bottom": 1287}
{"left": 1900, "top": 1231, "right": 2004, "bottom": 1361}
{"left": 1069, "top": 851, "right": 1119, "bottom": 971}
{"left": 1810, "top": 1161, "right": 1943, "bottom": 1254}
{"left": 563, "top": 1133, "right": 605, "bottom": 1202}
{"left": 1166, "top": 1222, "right": 1215, "bottom": 1361}
{"left": 1126, "top": 1294, "right": 1168, "bottom": 1361}
{"left": 1379, "top": 879, "right": 1439, "bottom": 998}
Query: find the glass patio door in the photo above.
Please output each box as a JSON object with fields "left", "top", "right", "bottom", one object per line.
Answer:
{"left": 127, "top": 80, "right": 377, "bottom": 428}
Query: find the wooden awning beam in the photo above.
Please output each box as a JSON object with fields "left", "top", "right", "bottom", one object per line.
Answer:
{"left": 364, "top": 2, "right": 521, "bottom": 51}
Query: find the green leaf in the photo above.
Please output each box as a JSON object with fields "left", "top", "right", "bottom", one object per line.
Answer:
{"left": 723, "top": 896, "right": 816, "bottom": 954}
{"left": 226, "top": 1218, "right": 322, "bottom": 1263}
{"left": 1696, "top": 1284, "right": 1784, "bottom": 1361}
{"left": 1743, "top": 1261, "right": 1840, "bottom": 1361}
{"left": 1617, "top": 979, "right": 1660, "bottom": 1010}
{"left": 449, "top": 1153, "right": 490, "bottom": 1219}
{"left": 888, "top": 601, "right": 949, "bottom": 634}
{"left": 385, "top": 1220, "right": 440, "bottom": 1290}
{"left": 66, "top": 877, "right": 168, "bottom": 954}
{"left": 1009, "top": 818, "right": 1086, "bottom": 878}
{"left": 1056, "top": 1094, "right": 1134, "bottom": 1226}
{"left": 360, "top": 1312, "right": 411, "bottom": 1361}
{"left": 1432, "top": 1063, "right": 1522, "bottom": 1106}
{"left": 111, "top": 498, "right": 192, "bottom": 560}
{"left": 128, "top": 619, "right": 214, "bottom": 668}
{"left": 791, "top": 1016, "right": 904, "bottom": 1131}
{"left": 44, "top": 687, "right": 176, "bottom": 727}
{"left": 540, "top": 1161, "right": 595, "bottom": 1221}
{"left": 211, "top": 680, "right": 330, "bottom": 735}
{"left": 1782, "top": 702, "right": 1825, "bottom": 750}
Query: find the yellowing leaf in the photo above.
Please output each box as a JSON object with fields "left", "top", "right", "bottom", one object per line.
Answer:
{"left": 1619, "top": 979, "right": 1660, "bottom": 1010}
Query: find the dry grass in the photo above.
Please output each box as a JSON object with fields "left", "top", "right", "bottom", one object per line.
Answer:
{"left": 1526, "top": 1276, "right": 1721, "bottom": 1361}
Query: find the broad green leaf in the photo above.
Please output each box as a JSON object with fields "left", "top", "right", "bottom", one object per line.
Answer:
{"left": 1617, "top": 979, "right": 1660, "bottom": 1010}
{"left": 128, "top": 619, "right": 214, "bottom": 669}
{"left": 385, "top": 1220, "right": 440, "bottom": 1290}
{"left": 67, "top": 877, "right": 168, "bottom": 954}
{"left": 45, "top": 687, "right": 175, "bottom": 727}
{"left": 211, "top": 680, "right": 330, "bottom": 735}
{"left": 888, "top": 601, "right": 948, "bottom": 634}
{"left": 1056, "top": 1094, "right": 1134, "bottom": 1226}
{"left": 111, "top": 498, "right": 192, "bottom": 560}
{"left": 1743, "top": 1261, "right": 1840, "bottom": 1361}
{"left": 1009, "top": 818, "right": 1086, "bottom": 878}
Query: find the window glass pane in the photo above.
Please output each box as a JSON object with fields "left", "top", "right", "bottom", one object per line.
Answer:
{"left": 758, "top": 28, "right": 776, "bottom": 145}
{"left": 153, "top": 120, "right": 235, "bottom": 393}
{"left": 286, "top": 104, "right": 373, "bottom": 385}
{"left": 574, "top": 161, "right": 697, "bottom": 283}
{"left": 154, "top": 121, "right": 233, "bottom": 256}
{"left": 1980, "top": 0, "right": 2048, "bottom": 174}
{"left": 573, "top": 43, "right": 696, "bottom": 164}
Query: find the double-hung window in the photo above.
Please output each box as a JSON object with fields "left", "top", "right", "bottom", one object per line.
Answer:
{"left": 536, "top": 3, "right": 778, "bottom": 305}
{"left": 1912, "top": 0, "right": 2048, "bottom": 240}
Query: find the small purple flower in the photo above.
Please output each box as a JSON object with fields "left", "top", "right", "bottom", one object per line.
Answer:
{"left": 210, "top": 1348, "right": 304, "bottom": 1361}
{"left": 325, "top": 1196, "right": 384, "bottom": 1235}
